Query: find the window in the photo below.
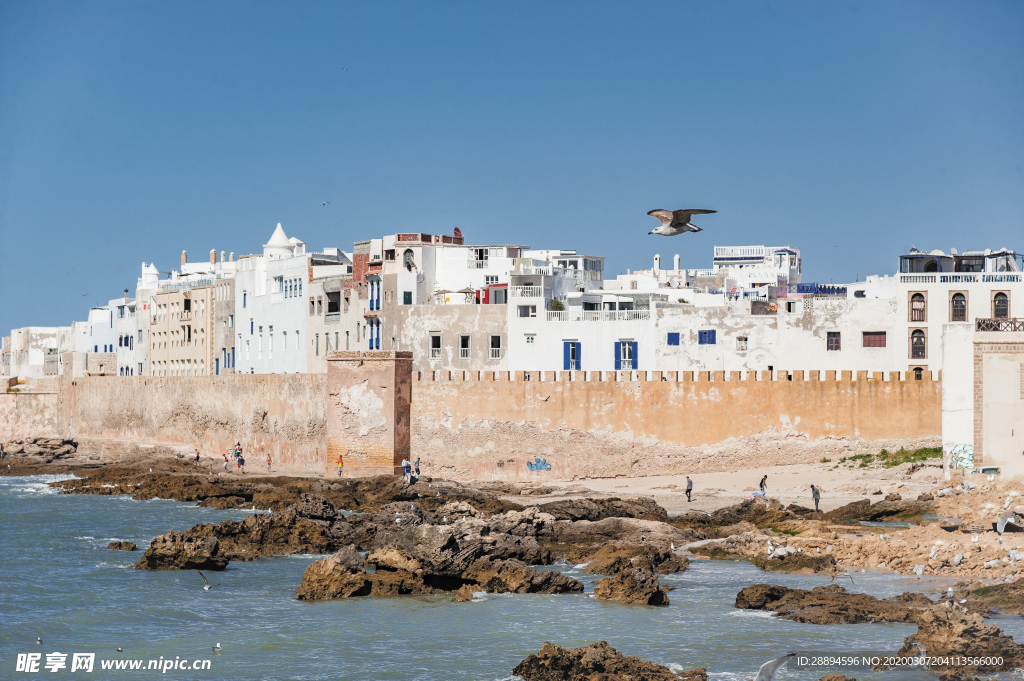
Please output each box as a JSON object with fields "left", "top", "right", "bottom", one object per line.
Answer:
{"left": 228, "top": 314, "right": 234, "bottom": 328}
{"left": 863, "top": 332, "right": 886, "bottom": 347}
{"left": 315, "top": 334, "right": 319, "bottom": 356}
{"left": 183, "top": 298, "right": 191, "bottom": 312}
{"left": 736, "top": 336, "right": 748, "bottom": 351}
{"left": 910, "top": 293, "right": 926, "bottom": 322}
{"left": 853, "top": 290, "right": 866, "bottom": 298}
{"left": 430, "top": 334, "right": 441, "bottom": 359}
{"left": 485, "top": 275, "right": 498, "bottom": 285}
{"left": 911, "top": 329, "right": 926, "bottom": 359}
{"left": 785, "top": 301, "right": 796, "bottom": 313}
{"left": 827, "top": 332, "right": 841, "bottom": 351}
{"left": 346, "top": 331, "right": 350, "bottom": 350}
{"left": 404, "top": 249, "right": 415, "bottom": 270}
{"left": 914, "top": 367, "right": 924, "bottom": 381}
{"left": 525, "top": 335, "right": 535, "bottom": 344}
{"left": 403, "top": 291, "right": 412, "bottom": 305}
{"left": 615, "top": 340, "right": 636, "bottom": 370}
{"left": 243, "top": 291, "right": 247, "bottom": 308}
{"left": 951, "top": 293, "right": 967, "bottom": 322}
{"left": 492, "top": 289, "right": 506, "bottom": 305}
{"left": 489, "top": 335, "right": 502, "bottom": 359}
{"left": 250, "top": 319, "right": 254, "bottom": 335}
{"left": 310, "top": 299, "right": 315, "bottom": 316}
{"left": 327, "top": 292, "right": 340, "bottom": 313}
{"left": 296, "top": 331, "right": 300, "bottom": 350}
{"left": 518, "top": 305, "right": 537, "bottom": 318}
{"left": 459, "top": 335, "right": 471, "bottom": 359}
{"left": 698, "top": 330, "right": 716, "bottom": 345}
{"left": 667, "top": 332, "right": 680, "bottom": 346}
{"left": 563, "top": 341, "right": 581, "bottom": 370}
{"left": 994, "top": 292, "right": 1009, "bottom": 319}
{"left": 274, "top": 276, "right": 284, "bottom": 293}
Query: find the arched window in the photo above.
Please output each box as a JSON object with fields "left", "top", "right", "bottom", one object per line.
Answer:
{"left": 924, "top": 260, "right": 938, "bottom": 272}
{"left": 994, "top": 292, "right": 1009, "bottom": 319}
{"left": 404, "top": 249, "right": 415, "bottom": 270}
{"left": 914, "top": 367, "right": 923, "bottom": 381}
{"left": 951, "top": 293, "right": 967, "bottom": 322}
{"left": 911, "top": 330, "right": 926, "bottom": 359}
{"left": 910, "top": 293, "right": 926, "bottom": 322}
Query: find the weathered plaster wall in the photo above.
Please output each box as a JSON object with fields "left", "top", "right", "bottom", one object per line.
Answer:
{"left": 61, "top": 373, "right": 326, "bottom": 468}
{"left": 0, "top": 393, "right": 62, "bottom": 441}
{"left": 411, "top": 370, "right": 942, "bottom": 480}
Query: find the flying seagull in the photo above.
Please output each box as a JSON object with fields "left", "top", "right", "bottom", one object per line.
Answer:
{"left": 754, "top": 653, "right": 796, "bottom": 681}
{"left": 323, "top": 201, "right": 329, "bottom": 206}
{"left": 198, "top": 571, "right": 218, "bottom": 591}
{"left": 647, "top": 209, "right": 716, "bottom": 236}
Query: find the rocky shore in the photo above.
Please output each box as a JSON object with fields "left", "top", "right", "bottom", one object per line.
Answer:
{"left": 513, "top": 641, "right": 706, "bottom": 681}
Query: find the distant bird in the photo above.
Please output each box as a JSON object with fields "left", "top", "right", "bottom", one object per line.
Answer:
{"left": 81, "top": 293, "right": 90, "bottom": 297}
{"left": 829, "top": 562, "right": 854, "bottom": 585}
{"left": 647, "top": 209, "right": 716, "bottom": 236}
{"left": 37, "top": 637, "right": 42, "bottom": 645}
{"left": 341, "top": 67, "right": 348, "bottom": 71}
{"left": 212, "top": 643, "right": 221, "bottom": 652}
{"left": 947, "top": 587, "right": 955, "bottom": 600}
{"left": 117, "top": 648, "right": 122, "bottom": 652}
{"left": 754, "top": 653, "right": 796, "bottom": 681}
{"left": 395, "top": 512, "right": 401, "bottom": 524}
{"left": 198, "top": 571, "right": 218, "bottom": 591}
{"left": 670, "top": 542, "right": 676, "bottom": 552}
{"left": 323, "top": 201, "right": 329, "bottom": 206}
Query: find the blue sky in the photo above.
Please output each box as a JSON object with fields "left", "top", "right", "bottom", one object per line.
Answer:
{"left": 1, "top": 0, "right": 1022, "bottom": 329}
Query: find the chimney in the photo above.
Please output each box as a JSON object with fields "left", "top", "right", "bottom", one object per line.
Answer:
{"left": 673, "top": 254, "right": 680, "bottom": 271}
{"left": 210, "top": 249, "right": 216, "bottom": 264}
{"left": 124, "top": 288, "right": 129, "bottom": 298}
{"left": 181, "top": 250, "right": 187, "bottom": 267}
{"left": 653, "top": 254, "right": 661, "bottom": 271}
{"left": 229, "top": 252, "right": 235, "bottom": 262}
{"left": 220, "top": 250, "right": 226, "bottom": 263}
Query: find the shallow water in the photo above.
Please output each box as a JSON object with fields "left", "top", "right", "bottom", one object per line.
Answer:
{"left": 0, "top": 475, "right": 1015, "bottom": 680}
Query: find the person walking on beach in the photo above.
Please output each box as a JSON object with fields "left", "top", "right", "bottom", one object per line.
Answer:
{"left": 401, "top": 458, "right": 411, "bottom": 484}
{"left": 811, "top": 484, "right": 821, "bottom": 512}
{"left": 414, "top": 458, "right": 420, "bottom": 480}
{"left": 238, "top": 455, "right": 245, "bottom": 474}
{"left": 223, "top": 452, "right": 229, "bottom": 470}
{"left": 194, "top": 448, "right": 201, "bottom": 465}
{"left": 266, "top": 455, "right": 272, "bottom": 473}
{"left": 237, "top": 454, "right": 242, "bottom": 472}
{"left": 759, "top": 475, "right": 768, "bottom": 497}
{"left": 337, "top": 455, "right": 344, "bottom": 477}
{"left": 685, "top": 476, "right": 693, "bottom": 502}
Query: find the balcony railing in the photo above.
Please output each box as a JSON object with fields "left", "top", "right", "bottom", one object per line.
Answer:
{"left": 510, "top": 286, "right": 543, "bottom": 298}
{"left": 489, "top": 347, "right": 502, "bottom": 359}
{"left": 940, "top": 274, "right": 979, "bottom": 283}
{"left": 325, "top": 313, "right": 340, "bottom": 324}
{"left": 900, "top": 275, "right": 936, "bottom": 283}
{"left": 983, "top": 274, "right": 1022, "bottom": 283}
{"left": 546, "top": 310, "right": 651, "bottom": 322}
{"left": 470, "top": 260, "right": 488, "bottom": 269}
{"left": 977, "top": 318, "right": 1024, "bottom": 332}
{"left": 459, "top": 347, "right": 470, "bottom": 359}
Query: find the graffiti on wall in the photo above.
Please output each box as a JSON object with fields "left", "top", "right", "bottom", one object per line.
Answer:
{"left": 950, "top": 444, "right": 974, "bottom": 470}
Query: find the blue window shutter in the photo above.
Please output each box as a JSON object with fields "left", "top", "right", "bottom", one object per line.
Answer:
{"left": 575, "top": 342, "right": 582, "bottom": 370}
{"left": 631, "top": 342, "right": 638, "bottom": 369}
{"left": 710, "top": 330, "right": 716, "bottom": 344}
{"left": 668, "top": 332, "right": 679, "bottom": 346}
{"left": 563, "top": 342, "right": 570, "bottom": 371}
{"left": 614, "top": 342, "right": 621, "bottom": 370}
{"left": 215, "top": 359, "right": 220, "bottom": 375}
{"left": 231, "top": 348, "right": 235, "bottom": 368}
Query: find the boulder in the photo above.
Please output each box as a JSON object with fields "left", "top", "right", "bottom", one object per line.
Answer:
{"left": 294, "top": 545, "right": 371, "bottom": 600}
{"left": 132, "top": 531, "right": 228, "bottom": 571}
{"left": 197, "top": 496, "right": 247, "bottom": 509}
{"left": 185, "top": 509, "right": 339, "bottom": 559}
{"left": 488, "top": 506, "right": 557, "bottom": 537}
{"left": 537, "top": 497, "right": 669, "bottom": 522}
{"left": 107, "top": 540, "right": 137, "bottom": 551}
{"left": 463, "top": 557, "right": 583, "bottom": 594}
{"left": 512, "top": 641, "right": 703, "bottom": 681}
{"left": 292, "top": 493, "right": 338, "bottom": 521}
{"left": 366, "top": 547, "right": 422, "bottom": 573}
{"left": 593, "top": 568, "right": 670, "bottom": 606}
{"left": 453, "top": 584, "right": 475, "bottom": 602}
{"left": 897, "top": 603, "right": 1024, "bottom": 674}
{"left": 570, "top": 542, "right": 688, "bottom": 575}
{"left": 735, "top": 584, "right": 926, "bottom": 624}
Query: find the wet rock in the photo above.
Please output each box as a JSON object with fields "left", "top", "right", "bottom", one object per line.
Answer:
{"left": 463, "top": 557, "right": 583, "bottom": 595}
{"left": 735, "top": 584, "right": 925, "bottom": 624}
{"left": 132, "top": 531, "right": 228, "bottom": 571}
{"left": 295, "top": 546, "right": 372, "bottom": 600}
{"left": 292, "top": 493, "right": 338, "bottom": 521}
{"left": 569, "top": 541, "right": 689, "bottom": 575}
{"left": 512, "top": 641, "right": 701, "bottom": 681}
{"left": 185, "top": 510, "right": 338, "bottom": 558}
{"left": 197, "top": 496, "right": 247, "bottom": 509}
{"left": 691, "top": 533, "right": 836, "bottom": 573}
{"left": 550, "top": 517, "right": 700, "bottom": 555}
{"left": 107, "top": 540, "right": 137, "bottom": 551}
{"left": 453, "top": 584, "right": 475, "bottom": 602}
{"left": 371, "top": 501, "right": 435, "bottom": 527}
{"left": 819, "top": 675, "right": 855, "bottom": 681}
{"left": 958, "top": 581, "right": 1024, "bottom": 615}
{"left": 488, "top": 506, "right": 557, "bottom": 537}
{"left": 593, "top": 567, "right": 670, "bottom": 606}
{"left": 897, "top": 603, "right": 1024, "bottom": 674}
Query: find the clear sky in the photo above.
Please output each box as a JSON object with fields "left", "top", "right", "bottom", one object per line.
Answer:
{"left": 1, "top": 1, "right": 1022, "bottom": 330}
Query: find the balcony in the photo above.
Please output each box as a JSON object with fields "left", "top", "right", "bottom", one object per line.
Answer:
{"left": 179, "top": 311, "right": 191, "bottom": 321}
{"left": 325, "top": 313, "right": 340, "bottom": 325}
{"left": 546, "top": 310, "right": 651, "bottom": 322}
{"left": 470, "top": 260, "right": 488, "bottom": 269}
{"left": 900, "top": 275, "right": 936, "bottom": 283}
{"left": 977, "top": 318, "right": 1024, "bottom": 332}
{"left": 489, "top": 347, "right": 502, "bottom": 359}
{"left": 510, "top": 286, "right": 543, "bottom": 298}
{"left": 459, "top": 347, "right": 471, "bottom": 359}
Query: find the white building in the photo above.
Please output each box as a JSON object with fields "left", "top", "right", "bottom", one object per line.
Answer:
{"left": 6, "top": 326, "right": 73, "bottom": 380}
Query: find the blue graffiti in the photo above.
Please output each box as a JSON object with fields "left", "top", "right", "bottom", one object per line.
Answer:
{"left": 526, "top": 457, "right": 552, "bottom": 472}
{"left": 950, "top": 444, "right": 974, "bottom": 470}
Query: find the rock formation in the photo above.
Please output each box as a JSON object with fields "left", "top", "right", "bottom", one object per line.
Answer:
{"left": 735, "top": 584, "right": 927, "bottom": 624}
{"left": 107, "top": 540, "right": 137, "bottom": 551}
{"left": 593, "top": 567, "right": 670, "bottom": 606}
{"left": 898, "top": 603, "right": 1024, "bottom": 675}
{"left": 132, "top": 531, "right": 228, "bottom": 571}
{"left": 512, "top": 641, "right": 705, "bottom": 681}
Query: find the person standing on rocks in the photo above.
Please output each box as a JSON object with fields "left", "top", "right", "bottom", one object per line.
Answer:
{"left": 194, "top": 448, "right": 201, "bottom": 465}
{"left": 811, "top": 484, "right": 821, "bottom": 512}
{"left": 238, "top": 455, "right": 245, "bottom": 474}
{"left": 414, "top": 458, "right": 421, "bottom": 480}
{"left": 402, "top": 458, "right": 411, "bottom": 483}
{"left": 759, "top": 475, "right": 768, "bottom": 497}
{"left": 337, "top": 455, "right": 344, "bottom": 477}
{"left": 266, "top": 455, "right": 272, "bottom": 473}
{"left": 222, "top": 452, "right": 229, "bottom": 471}
{"left": 685, "top": 476, "right": 693, "bottom": 502}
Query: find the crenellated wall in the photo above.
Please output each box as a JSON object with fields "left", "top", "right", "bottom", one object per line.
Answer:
{"left": 410, "top": 369, "right": 942, "bottom": 480}
{"left": 0, "top": 359, "right": 942, "bottom": 480}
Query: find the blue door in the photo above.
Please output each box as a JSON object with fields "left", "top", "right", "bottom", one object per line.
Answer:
{"left": 614, "top": 341, "right": 621, "bottom": 370}
{"left": 215, "top": 359, "right": 220, "bottom": 375}
{"left": 563, "top": 342, "right": 581, "bottom": 370}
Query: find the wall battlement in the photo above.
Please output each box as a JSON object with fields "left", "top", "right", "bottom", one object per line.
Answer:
{"left": 415, "top": 369, "right": 940, "bottom": 383}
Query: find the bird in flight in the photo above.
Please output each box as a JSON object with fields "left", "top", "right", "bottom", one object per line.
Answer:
{"left": 198, "top": 571, "right": 218, "bottom": 591}
{"left": 323, "top": 201, "right": 330, "bottom": 206}
{"left": 754, "top": 653, "right": 796, "bottom": 681}
{"left": 647, "top": 209, "right": 716, "bottom": 236}
{"left": 341, "top": 67, "right": 349, "bottom": 71}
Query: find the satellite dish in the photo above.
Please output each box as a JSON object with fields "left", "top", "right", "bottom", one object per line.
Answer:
{"left": 951, "top": 248, "right": 958, "bottom": 255}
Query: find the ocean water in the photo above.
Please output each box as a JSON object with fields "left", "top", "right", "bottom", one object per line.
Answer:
{"left": 0, "top": 475, "right": 1015, "bottom": 680}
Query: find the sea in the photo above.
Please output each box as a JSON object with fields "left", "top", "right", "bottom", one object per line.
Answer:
{"left": 2, "top": 474, "right": 1022, "bottom": 681}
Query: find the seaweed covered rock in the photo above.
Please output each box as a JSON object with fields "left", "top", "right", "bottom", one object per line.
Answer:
{"left": 513, "top": 641, "right": 705, "bottom": 681}
{"left": 735, "top": 584, "right": 926, "bottom": 624}
{"left": 107, "top": 540, "right": 137, "bottom": 551}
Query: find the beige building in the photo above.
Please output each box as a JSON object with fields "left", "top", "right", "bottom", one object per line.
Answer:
{"left": 148, "top": 283, "right": 215, "bottom": 376}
